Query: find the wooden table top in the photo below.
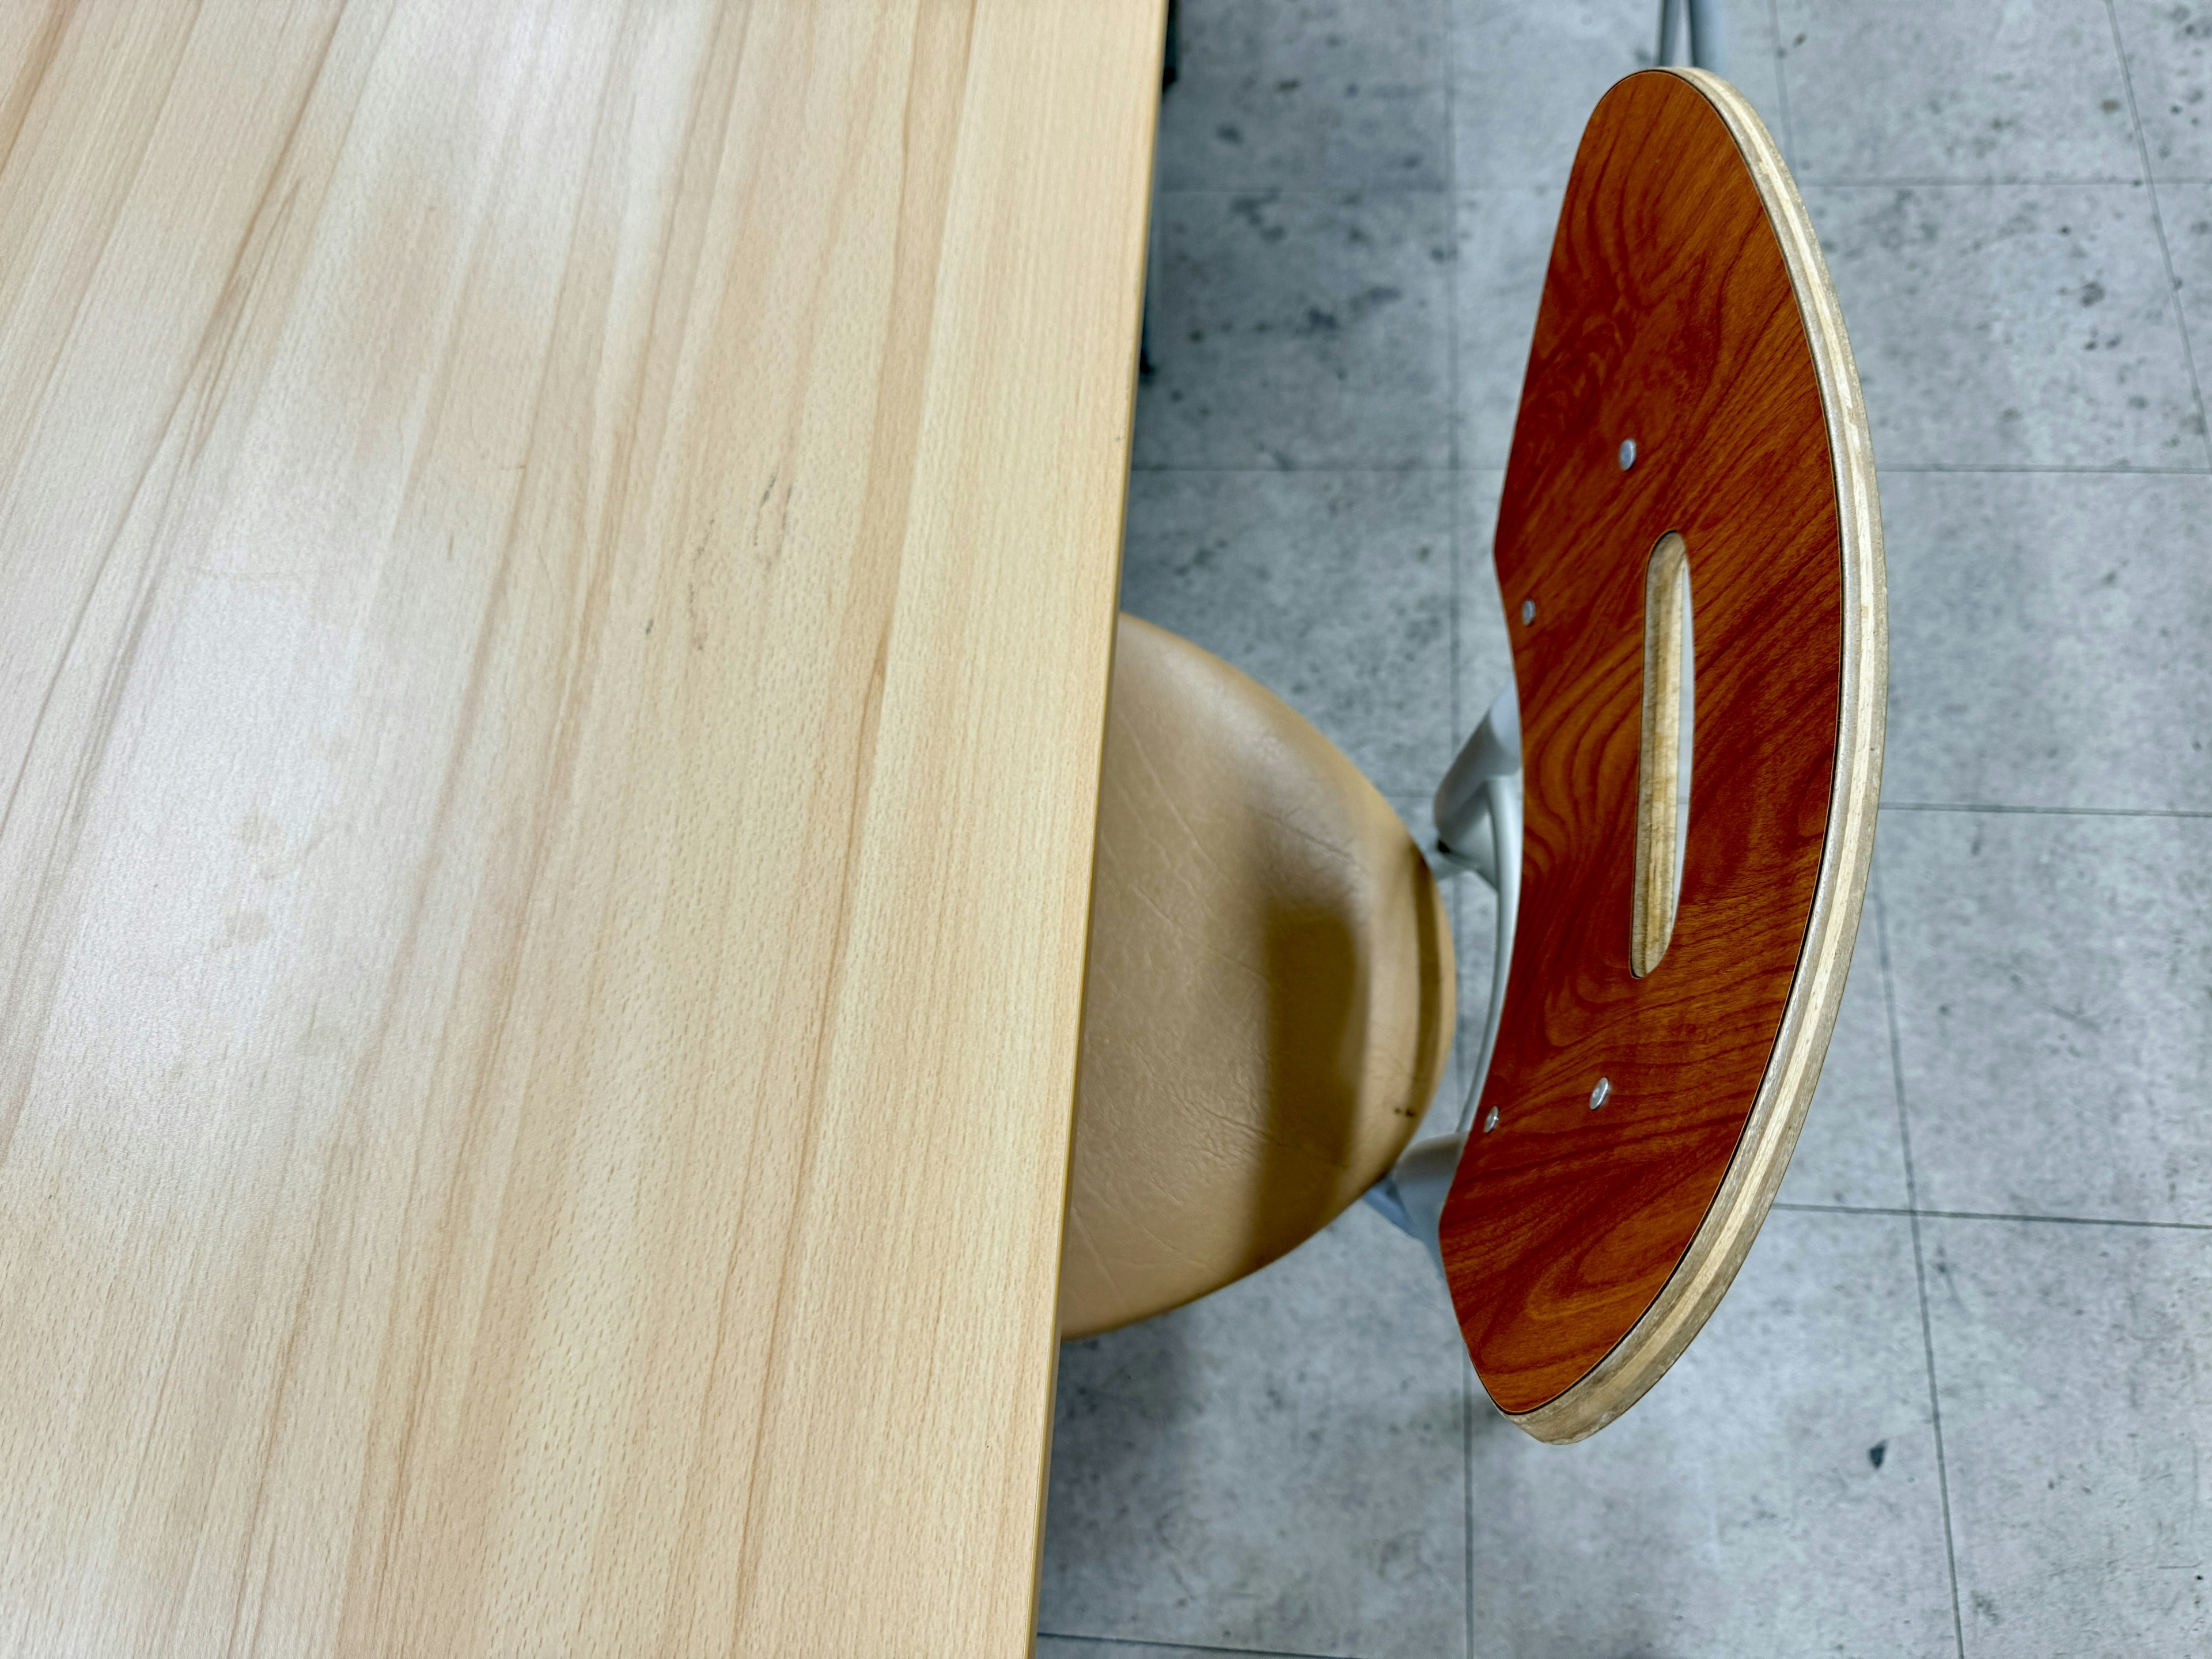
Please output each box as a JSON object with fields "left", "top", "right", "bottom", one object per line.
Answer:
{"left": 0, "top": 5, "right": 1161, "bottom": 1653}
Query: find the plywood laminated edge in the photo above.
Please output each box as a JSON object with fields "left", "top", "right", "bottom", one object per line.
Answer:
{"left": 1505, "top": 68, "right": 1888, "bottom": 1445}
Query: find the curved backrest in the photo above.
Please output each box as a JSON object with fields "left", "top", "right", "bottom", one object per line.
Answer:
{"left": 1438, "top": 70, "right": 1885, "bottom": 1442}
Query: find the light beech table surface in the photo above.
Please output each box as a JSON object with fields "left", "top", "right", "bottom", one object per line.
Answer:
{"left": 0, "top": 4, "right": 1161, "bottom": 1653}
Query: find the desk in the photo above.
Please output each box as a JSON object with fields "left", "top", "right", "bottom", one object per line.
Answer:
{"left": 0, "top": 4, "right": 1161, "bottom": 1652}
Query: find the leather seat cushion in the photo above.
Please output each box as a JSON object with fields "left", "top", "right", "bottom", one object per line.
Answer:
{"left": 1061, "top": 615, "right": 1455, "bottom": 1340}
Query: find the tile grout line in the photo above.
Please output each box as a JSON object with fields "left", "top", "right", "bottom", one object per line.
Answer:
{"left": 1152, "top": 183, "right": 1458, "bottom": 199}
{"left": 1794, "top": 173, "right": 2150, "bottom": 186}
{"left": 1872, "top": 884, "right": 1967, "bottom": 1658}
{"left": 1461, "top": 1363, "right": 1477, "bottom": 1659}
{"left": 1879, "top": 461, "right": 2212, "bottom": 475}
{"left": 1880, "top": 801, "right": 2212, "bottom": 820}
{"left": 1128, "top": 464, "right": 1466, "bottom": 475}
{"left": 1445, "top": 62, "right": 1467, "bottom": 1121}
{"left": 2105, "top": 0, "right": 2212, "bottom": 468}
{"left": 1776, "top": 1202, "right": 2212, "bottom": 1233}
{"left": 1150, "top": 177, "right": 2183, "bottom": 196}
{"left": 1127, "top": 463, "right": 2211, "bottom": 477}
{"left": 1767, "top": 0, "right": 1797, "bottom": 166}
{"left": 1439, "top": 12, "right": 1476, "bottom": 1649}
{"left": 1036, "top": 1630, "right": 1357, "bottom": 1659}
{"left": 1446, "top": 148, "right": 1466, "bottom": 1128}
{"left": 1152, "top": 177, "right": 2191, "bottom": 198}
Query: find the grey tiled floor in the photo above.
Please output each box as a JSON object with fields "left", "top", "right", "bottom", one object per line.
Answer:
{"left": 1043, "top": 3, "right": 2212, "bottom": 1655}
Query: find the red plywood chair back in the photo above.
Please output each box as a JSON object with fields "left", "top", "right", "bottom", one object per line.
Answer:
{"left": 1440, "top": 69, "right": 1886, "bottom": 1442}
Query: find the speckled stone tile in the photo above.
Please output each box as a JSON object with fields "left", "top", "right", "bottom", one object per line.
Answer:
{"left": 1120, "top": 468, "right": 1453, "bottom": 800}
{"left": 1156, "top": 0, "right": 1450, "bottom": 190}
{"left": 1036, "top": 1639, "right": 1185, "bottom": 1659}
{"left": 1880, "top": 469, "right": 2212, "bottom": 813}
{"left": 1040, "top": 1203, "right": 1469, "bottom": 1659}
{"left": 1449, "top": 470, "right": 1515, "bottom": 750}
{"left": 1880, "top": 808, "right": 2212, "bottom": 1224}
{"left": 1465, "top": 1209, "right": 1957, "bottom": 1657}
{"left": 2112, "top": 0, "right": 2212, "bottom": 178}
{"left": 2153, "top": 177, "right": 2212, "bottom": 381}
{"left": 1135, "top": 190, "right": 1453, "bottom": 471}
{"left": 1926, "top": 1216, "right": 2212, "bottom": 1656}
{"left": 1776, "top": 0, "right": 2139, "bottom": 182}
{"left": 1801, "top": 181, "right": 2206, "bottom": 468}
{"left": 1039, "top": 1639, "right": 1325, "bottom": 1659}
{"left": 1453, "top": 188, "right": 1556, "bottom": 471}
{"left": 1777, "top": 896, "right": 1913, "bottom": 1211}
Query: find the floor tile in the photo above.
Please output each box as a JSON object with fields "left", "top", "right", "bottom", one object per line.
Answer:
{"left": 1037, "top": 1641, "right": 1158, "bottom": 1658}
{"left": 2113, "top": 0, "right": 2212, "bottom": 179}
{"left": 1450, "top": 0, "right": 1786, "bottom": 190}
{"left": 1454, "top": 188, "right": 1556, "bottom": 471}
{"left": 1038, "top": 1643, "right": 1363, "bottom": 1659}
{"left": 1450, "top": 469, "right": 1515, "bottom": 745}
{"left": 1926, "top": 1217, "right": 2212, "bottom": 1655}
{"left": 1803, "top": 181, "right": 2206, "bottom": 469}
{"left": 1465, "top": 1209, "right": 1957, "bottom": 1657}
{"left": 1775, "top": 0, "right": 2138, "bottom": 183}
{"left": 1157, "top": 0, "right": 1450, "bottom": 191}
{"left": 1777, "top": 902, "right": 1913, "bottom": 1210}
{"left": 1881, "top": 470, "right": 2212, "bottom": 813}
{"left": 1120, "top": 469, "right": 1453, "bottom": 800}
{"left": 1135, "top": 190, "right": 1453, "bottom": 471}
{"left": 1880, "top": 809, "right": 2212, "bottom": 1225}
{"left": 1038, "top": 1639, "right": 1299, "bottom": 1659}
{"left": 1041, "top": 1204, "right": 1469, "bottom": 1659}
{"left": 2157, "top": 177, "right": 2212, "bottom": 366}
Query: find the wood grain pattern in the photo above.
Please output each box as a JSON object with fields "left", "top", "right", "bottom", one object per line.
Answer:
{"left": 0, "top": 3, "right": 1162, "bottom": 1652}
{"left": 1438, "top": 69, "right": 1885, "bottom": 1438}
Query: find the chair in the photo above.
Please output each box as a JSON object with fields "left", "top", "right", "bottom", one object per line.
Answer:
{"left": 1063, "top": 68, "right": 1884, "bottom": 1446}
{"left": 1060, "top": 612, "right": 1454, "bottom": 1339}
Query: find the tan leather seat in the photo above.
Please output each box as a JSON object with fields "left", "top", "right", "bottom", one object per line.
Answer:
{"left": 1060, "top": 615, "right": 1456, "bottom": 1340}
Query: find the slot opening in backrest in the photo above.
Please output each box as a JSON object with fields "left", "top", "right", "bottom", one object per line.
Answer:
{"left": 1631, "top": 531, "right": 1694, "bottom": 978}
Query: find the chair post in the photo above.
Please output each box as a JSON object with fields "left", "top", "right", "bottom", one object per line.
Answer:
{"left": 1431, "top": 682, "right": 1524, "bottom": 1136}
{"left": 1656, "top": 0, "right": 1727, "bottom": 75}
{"left": 1364, "top": 682, "right": 1525, "bottom": 1254}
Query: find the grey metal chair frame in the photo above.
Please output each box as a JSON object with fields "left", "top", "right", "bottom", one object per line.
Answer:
{"left": 1658, "top": 0, "right": 1726, "bottom": 73}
